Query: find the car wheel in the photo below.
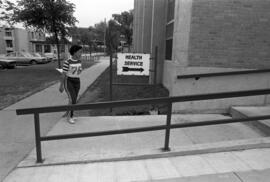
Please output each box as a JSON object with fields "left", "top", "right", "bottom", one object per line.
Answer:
{"left": 30, "top": 60, "right": 37, "bottom": 65}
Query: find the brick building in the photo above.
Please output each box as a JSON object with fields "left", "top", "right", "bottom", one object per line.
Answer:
{"left": 133, "top": 0, "right": 270, "bottom": 113}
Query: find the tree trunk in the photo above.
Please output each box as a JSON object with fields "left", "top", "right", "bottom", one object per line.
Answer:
{"left": 50, "top": 0, "right": 61, "bottom": 68}
{"left": 89, "top": 44, "right": 92, "bottom": 56}
{"left": 54, "top": 31, "right": 61, "bottom": 69}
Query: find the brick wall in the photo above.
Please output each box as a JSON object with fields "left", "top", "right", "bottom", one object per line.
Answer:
{"left": 188, "top": 0, "right": 270, "bottom": 68}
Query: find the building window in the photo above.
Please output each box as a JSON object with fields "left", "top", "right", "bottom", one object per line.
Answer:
{"left": 5, "top": 40, "right": 13, "bottom": 48}
{"left": 165, "top": 0, "right": 175, "bottom": 60}
{"left": 166, "top": 22, "right": 174, "bottom": 38}
{"left": 6, "top": 52, "right": 16, "bottom": 57}
{"left": 165, "top": 23, "right": 174, "bottom": 60}
{"left": 165, "top": 39, "right": 173, "bottom": 60}
{"left": 5, "top": 31, "right": 12, "bottom": 37}
{"left": 44, "top": 45, "right": 51, "bottom": 53}
{"left": 35, "top": 44, "right": 42, "bottom": 52}
{"left": 167, "top": 0, "right": 175, "bottom": 22}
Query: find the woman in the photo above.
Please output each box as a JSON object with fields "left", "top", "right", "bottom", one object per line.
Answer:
{"left": 59, "top": 45, "right": 83, "bottom": 124}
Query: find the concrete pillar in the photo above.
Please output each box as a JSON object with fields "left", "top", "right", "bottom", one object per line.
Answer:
{"left": 134, "top": 0, "right": 143, "bottom": 53}
{"left": 137, "top": 0, "right": 144, "bottom": 52}
{"left": 142, "top": 0, "right": 153, "bottom": 53}
{"left": 132, "top": 0, "right": 166, "bottom": 84}
{"left": 141, "top": 0, "right": 145, "bottom": 52}
{"left": 132, "top": 0, "right": 138, "bottom": 52}
{"left": 150, "top": 0, "right": 166, "bottom": 84}
{"left": 172, "top": 0, "right": 193, "bottom": 66}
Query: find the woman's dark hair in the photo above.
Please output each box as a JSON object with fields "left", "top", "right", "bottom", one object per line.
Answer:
{"left": 69, "top": 45, "right": 82, "bottom": 55}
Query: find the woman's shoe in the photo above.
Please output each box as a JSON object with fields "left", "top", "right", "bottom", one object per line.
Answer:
{"left": 67, "top": 117, "right": 76, "bottom": 124}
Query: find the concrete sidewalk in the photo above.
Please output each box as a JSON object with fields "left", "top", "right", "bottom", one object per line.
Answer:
{"left": 4, "top": 147, "right": 270, "bottom": 182}
{"left": 142, "top": 168, "right": 270, "bottom": 182}
{"left": 0, "top": 57, "right": 110, "bottom": 181}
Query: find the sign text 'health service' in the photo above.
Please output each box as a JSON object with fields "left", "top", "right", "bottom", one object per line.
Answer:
{"left": 117, "top": 53, "right": 150, "bottom": 76}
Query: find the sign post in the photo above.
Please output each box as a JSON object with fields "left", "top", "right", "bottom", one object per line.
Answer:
{"left": 109, "top": 51, "right": 157, "bottom": 114}
{"left": 154, "top": 46, "right": 158, "bottom": 97}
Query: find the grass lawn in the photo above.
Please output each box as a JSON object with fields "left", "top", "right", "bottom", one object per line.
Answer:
{"left": 76, "top": 63, "right": 169, "bottom": 116}
{"left": 0, "top": 59, "right": 96, "bottom": 110}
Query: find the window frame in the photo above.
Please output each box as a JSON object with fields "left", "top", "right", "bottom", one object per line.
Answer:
{"left": 165, "top": 0, "right": 175, "bottom": 61}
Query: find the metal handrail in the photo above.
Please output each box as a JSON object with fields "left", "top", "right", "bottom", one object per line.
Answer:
{"left": 17, "top": 88, "right": 270, "bottom": 115}
{"left": 41, "top": 114, "right": 270, "bottom": 141}
{"left": 16, "top": 88, "right": 270, "bottom": 163}
{"left": 177, "top": 69, "right": 270, "bottom": 79}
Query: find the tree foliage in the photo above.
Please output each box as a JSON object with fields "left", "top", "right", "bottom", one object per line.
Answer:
{"left": 112, "top": 10, "right": 133, "bottom": 49}
{"left": 92, "top": 21, "right": 106, "bottom": 42}
{"left": 0, "top": 0, "right": 15, "bottom": 26}
{"left": 70, "top": 27, "right": 95, "bottom": 54}
{"left": 12, "top": 0, "right": 77, "bottom": 34}
{"left": 3, "top": 0, "right": 77, "bottom": 68}
{"left": 105, "top": 19, "right": 120, "bottom": 54}
{"left": 79, "top": 29, "right": 95, "bottom": 52}
{"left": 68, "top": 21, "right": 108, "bottom": 54}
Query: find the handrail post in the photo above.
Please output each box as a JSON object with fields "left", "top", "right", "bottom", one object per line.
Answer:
{"left": 163, "top": 102, "right": 172, "bottom": 151}
{"left": 153, "top": 46, "right": 158, "bottom": 98}
{"left": 109, "top": 52, "right": 113, "bottom": 113}
{"left": 34, "top": 113, "right": 43, "bottom": 163}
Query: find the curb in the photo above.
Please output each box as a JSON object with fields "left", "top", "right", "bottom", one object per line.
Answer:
{"left": 18, "top": 137, "right": 270, "bottom": 168}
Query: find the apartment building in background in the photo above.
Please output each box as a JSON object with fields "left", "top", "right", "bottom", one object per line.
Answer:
{"left": 0, "top": 27, "right": 30, "bottom": 54}
{"left": 0, "top": 27, "right": 48, "bottom": 54}
{"left": 133, "top": 0, "right": 270, "bottom": 113}
{"left": 0, "top": 27, "right": 70, "bottom": 59}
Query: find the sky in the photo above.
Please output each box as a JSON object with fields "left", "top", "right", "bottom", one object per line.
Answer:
{"left": 71, "top": 0, "right": 134, "bottom": 28}
{"left": 4, "top": 0, "right": 134, "bottom": 28}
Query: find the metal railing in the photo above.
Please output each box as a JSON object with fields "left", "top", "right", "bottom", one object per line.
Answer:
{"left": 177, "top": 69, "right": 270, "bottom": 80}
{"left": 16, "top": 88, "right": 270, "bottom": 163}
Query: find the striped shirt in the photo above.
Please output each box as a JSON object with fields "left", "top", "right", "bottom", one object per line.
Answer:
{"left": 62, "top": 58, "right": 82, "bottom": 78}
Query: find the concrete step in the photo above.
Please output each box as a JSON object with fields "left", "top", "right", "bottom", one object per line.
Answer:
{"left": 230, "top": 106, "right": 270, "bottom": 136}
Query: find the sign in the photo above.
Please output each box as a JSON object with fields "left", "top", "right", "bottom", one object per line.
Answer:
{"left": 55, "top": 68, "right": 63, "bottom": 73}
{"left": 117, "top": 53, "right": 150, "bottom": 76}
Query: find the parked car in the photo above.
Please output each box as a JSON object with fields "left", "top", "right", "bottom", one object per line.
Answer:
{"left": 44, "top": 52, "right": 57, "bottom": 61}
{"left": 31, "top": 53, "right": 50, "bottom": 63}
{"left": 0, "top": 51, "right": 48, "bottom": 65}
{"left": 0, "top": 58, "right": 16, "bottom": 69}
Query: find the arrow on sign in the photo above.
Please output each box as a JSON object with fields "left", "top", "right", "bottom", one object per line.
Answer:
{"left": 122, "top": 67, "right": 144, "bottom": 72}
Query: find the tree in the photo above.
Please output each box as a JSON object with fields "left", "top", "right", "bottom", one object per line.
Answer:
{"left": 93, "top": 21, "right": 106, "bottom": 43}
{"left": 112, "top": 10, "right": 133, "bottom": 50}
{"left": 0, "top": 0, "right": 14, "bottom": 26}
{"left": 105, "top": 19, "right": 120, "bottom": 54}
{"left": 4, "top": 0, "right": 77, "bottom": 68}
{"left": 70, "top": 27, "right": 95, "bottom": 55}
{"left": 80, "top": 29, "right": 95, "bottom": 54}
